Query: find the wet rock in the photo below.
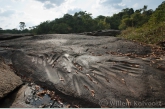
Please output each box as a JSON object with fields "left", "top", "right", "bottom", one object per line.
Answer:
{"left": 0, "top": 83, "right": 97, "bottom": 108}
{"left": 0, "top": 57, "right": 22, "bottom": 99}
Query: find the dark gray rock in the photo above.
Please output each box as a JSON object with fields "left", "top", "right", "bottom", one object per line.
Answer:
{"left": 79, "top": 29, "right": 121, "bottom": 36}
{"left": 0, "top": 33, "right": 34, "bottom": 40}
{"left": 0, "top": 34, "right": 165, "bottom": 108}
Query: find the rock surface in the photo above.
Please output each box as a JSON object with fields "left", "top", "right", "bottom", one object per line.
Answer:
{"left": 0, "top": 34, "right": 165, "bottom": 107}
{"left": 0, "top": 57, "right": 22, "bottom": 99}
{"left": 78, "top": 29, "right": 121, "bottom": 36}
{"left": 0, "top": 84, "right": 34, "bottom": 108}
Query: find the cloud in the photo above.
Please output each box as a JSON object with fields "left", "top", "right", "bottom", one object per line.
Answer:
{"left": 67, "top": 8, "right": 82, "bottom": 15}
{"left": 35, "top": 0, "right": 66, "bottom": 9}
{"left": 0, "top": 9, "right": 16, "bottom": 17}
{"left": 11, "top": 0, "right": 24, "bottom": 2}
{"left": 43, "top": 2, "right": 55, "bottom": 9}
{"left": 133, "top": 3, "right": 139, "bottom": 9}
{"left": 99, "top": 0, "right": 125, "bottom": 9}
{"left": 100, "top": 0, "right": 122, "bottom": 5}
{"left": 113, "top": 3, "right": 126, "bottom": 9}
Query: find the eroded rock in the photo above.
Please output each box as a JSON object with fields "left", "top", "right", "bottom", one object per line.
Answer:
{"left": 0, "top": 34, "right": 165, "bottom": 108}
{"left": 0, "top": 57, "right": 22, "bottom": 99}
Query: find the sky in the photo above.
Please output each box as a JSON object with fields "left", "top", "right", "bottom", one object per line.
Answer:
{"left": 0, "top": 0, "right": 164, "bottom": 30}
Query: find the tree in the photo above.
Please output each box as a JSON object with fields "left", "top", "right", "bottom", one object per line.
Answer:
{"left": 94, "top": 15, "right": 111, "bottom": 30}
{"left": 142, "top": 5, "right": 148, "bottom": 13}
{"left": 0, "top": 27, "right": 3, "bottom": 33}
{"left": 19, "top": 22, "right": 26, "bottom": 30}
{"left": 73, "top": 11, "right": 94, "bottom": 32}
{"left": 52, "top": 23, "right": 71, "bottom": 34}
{"left": 149, "top": 1, "right": 165, "bottom": 25}
{"left": 119, "top": 17, "right": 132, "bottom": 30}
{"left": 122, "top": 8, "right": 134, "bottom": 16}
{"left": 35, "top": 21, "right": 52, "bottom": 34}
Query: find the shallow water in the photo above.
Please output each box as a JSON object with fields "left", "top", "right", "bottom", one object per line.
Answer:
{"left": 0, "top": 82, "right": 99, "bottom": 108}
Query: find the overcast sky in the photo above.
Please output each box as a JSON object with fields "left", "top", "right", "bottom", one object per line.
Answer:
{"left": 0, "top": 0, "right": 164, "bottom": 30}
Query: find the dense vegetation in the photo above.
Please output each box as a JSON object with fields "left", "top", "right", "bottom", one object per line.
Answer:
{"left": 120, "top": 1, "right": 165, "bottom": 45}
{"left": 0, "top": 1, "right": 164, "bottom": 45}
{"left": 28, "top": 6, "right": 153, "bottom": 34}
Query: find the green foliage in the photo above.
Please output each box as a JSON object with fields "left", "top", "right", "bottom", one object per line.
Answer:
{"left": 95, "top": 16, "right": 110, "bottom": 30}
{"left": 105, "top": 8, "right": 135, "bottom": 29}
{"left": 53, "top": 23, "right": 71, "bottom": 34}
{"left": 28, "top": 11, "right": 111, "bottom": 34}
{"left": 97, "top": 19, "right": 110, "bottom": 30}
{"left": 119, "top": 1, "right": 165, "bottom": 45}
{"left": 119, "top": 17, "right": 132, "bottom": 30}
{"left": 119, "top": 5, "right": 153, "bottom": 29}
{"left": 0, "top": 28, "right": 22, "bottom": 34}
{"left": 35, "top": 21, "right": 52, "bottom": 34}
{"left": 148, "top": 1, "right": 165, "bottom": 25}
